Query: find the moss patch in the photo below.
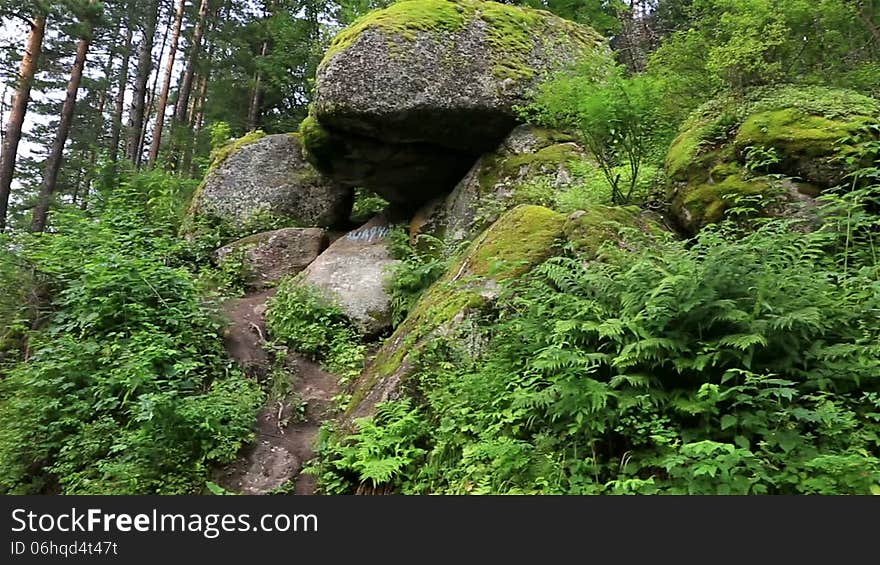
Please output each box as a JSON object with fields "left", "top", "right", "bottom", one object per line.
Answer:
{"left": 734, "top": 108, "right": 866, "bottom": 158}
{"left": 666, "top": 85, "right": 878, "bottom": 182}
{"left": 209, "top": 130, "right": 267, "bottom": 171}
{"left": 563, "top": 205, "right": 664, "bottom": 260}
{"left": 321, "top": 0, "right": 604, "bottom": 81}
{"left": 298, "top": 114, "right": 341, "bottom": 173}
{"left": 347, "top": 205, "right": 566, "bottom": 415}
{"left": 679, "top": 174, "right": 772, "bottom": 229}
{"left": 665, "top": 85, "right": 880, "bottom": 232}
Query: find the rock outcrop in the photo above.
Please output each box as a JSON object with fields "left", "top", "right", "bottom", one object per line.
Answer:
{"left": 666, "top": 86, "right": 879, "bottom": 233}
{"left": 215, "top": 228, "right": 327, "bottom": 290}
{"left": 411, "top": 125, "right": 593, "bottom": 246}
{"left": 187, "top": 133, "right": 352, "bottom": 235}
{"left": 303, "top": 0, "right": 611, "bottom": 206}
{"left": 298, "top": 215, "right": 398, "bottom": 336}
{"left": 346, "top": 204, "right": 566, "bottom": 420}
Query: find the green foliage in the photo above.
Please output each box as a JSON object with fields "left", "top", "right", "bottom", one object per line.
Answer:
{"left": 646, "top": 0, "right": 880, "bottom": 103}
{"left": 0, "top": 238, "right": 37, "bottom": 370}
{"left": 266, "top": 278, "right": 365, "bottom": 381}
{"left": 0, "top": 182, "right": 263, "bottom": 494}
{"left": 350, "top": 188, "right": 389, "bottom": 224}
{"left": 311, "top": 399, "right": 428, "bottom": 493}
{"left": 386, "top": 228, "right": 451, "bottom": 327}
{"left": 318, "top": 212, "right": 880, "bottom": 494}
{"left": 528, "top": 61, "right": 675, "bottom": 205}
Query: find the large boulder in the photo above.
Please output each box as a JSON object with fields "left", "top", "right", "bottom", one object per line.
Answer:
{"left": 298, "top": 215, "right": 398, "bottom": 336}
{"left": 215, "top": 228, "right": 327, "bottom": 290}
{"left": 666, "top": 86, "right": 879, "bottom": 234}
{"left": 303, "top": 0, "right": 611, "bottom": 206}
{"left": 187, "top": 133, "right": 352, "bottom": 236}
{"left": 411, "top": 125, "right": 595, "bottom": 246}
{"left": 346, "top": 204, "right": 567, "bottom": 420}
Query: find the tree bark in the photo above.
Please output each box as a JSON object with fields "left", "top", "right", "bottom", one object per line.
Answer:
{"left": 148, "top": 0, "right": 186, "bottom": 168}
{"left": 109, "top": 26, "right": 134, "bottom": 163}
{"left": 0, "top": 14, "right": 46, "bottom": 231}
{"left": 137, "top": 8, "right": 173, "bottom": 166}
{"left": 247, "top": 40, "right": 269, "bottom": 131}
{"left": 32, "top": 36, "right": 91, "bottom": 232}
{"left": 174, "top": 0, "right": 210, "bottom": 124}
{"left": 125, "top": 0, "right": 160, "bottom": 165}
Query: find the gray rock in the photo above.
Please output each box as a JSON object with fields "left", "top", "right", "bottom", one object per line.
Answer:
{"left": 410, "top": 125, "right": 591, "bottom": 247}
{"left": 216, "top": 228, "right": 327, "bottom": 290}
{"left": 189, "top": 133, "right": 352, "bottom": 231}
{"left": 299, "top": 215, "right": 398, "bottom": 336}
{"left": 303, "top": 0, "right": 611, "bottom": 205}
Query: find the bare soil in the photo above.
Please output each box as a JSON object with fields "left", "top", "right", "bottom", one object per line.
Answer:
{"left": 214, "top": 290, "right": 340, "bottom": 495}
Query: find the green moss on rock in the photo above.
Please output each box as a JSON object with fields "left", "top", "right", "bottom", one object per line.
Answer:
{"left": 734, "top": 108, "right": 867, "bottom": 158}
{"left": 298, "top": 115, "right": 339, "bottom": 172}
{"left": 665, "top": 85, "right": 880, "bottom": 233}
{"left": 209, "top": 130, "right": 268, "bottom": 171}
{"left": 346, "top": 205, "right": 566, "bottom": 418}
{"left": 563, "top": 205, "right": 665, "bottom": 260}
{"left": 322, "top": 0, "right": 604, "bottom": 80}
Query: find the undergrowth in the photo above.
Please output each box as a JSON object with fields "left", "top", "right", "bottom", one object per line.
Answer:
{"left": 314, "top": 201, "right": 880, "bottom": 494}
{"left": 0, "top": 178, "right": 263, "bottom": 494}
{"left": 266, "top": 278, "right": 366, "bottom": 382}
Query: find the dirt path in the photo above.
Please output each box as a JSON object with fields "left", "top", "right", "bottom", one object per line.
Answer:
{"left": 214, "top": 290, "right": 340, "bottom": 495}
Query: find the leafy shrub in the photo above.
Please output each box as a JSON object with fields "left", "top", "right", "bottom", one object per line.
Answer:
{"left": 527, "top": 61, "right": 676, "bottom": 205}
{"left": 0, "top": 184, "right": 263, "bottom": 494}
{"left": 351, "top": 188, "right": 389, "bottom": 224}
{"left": 266, "top": 278, "right": 365, "bottom": 381}
{"left": 386, "top": 229, "right": 451, "bottom": 327}
{"left": 318, "top": 216, "right": 880, "bottom": 494}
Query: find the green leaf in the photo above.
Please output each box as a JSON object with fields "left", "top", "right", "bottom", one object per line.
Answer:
{"left": 720, "top": 415, "right": 738, "bottom": 430}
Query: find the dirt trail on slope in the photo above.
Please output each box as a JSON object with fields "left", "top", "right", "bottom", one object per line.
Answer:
{"left": 214, "top": 290, "right": 340, "bottom": 495}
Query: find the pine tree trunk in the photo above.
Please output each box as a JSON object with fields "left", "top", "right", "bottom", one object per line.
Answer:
{"left": 0, "top": 14, "right": 46, "bottom": 231}
{"left": 32, "top": 36, "right": 91, "bottom": 232}
{"left": 247, "top": 40, "right": 269, "bottom": 131}
{"left": 174, "top": 0, "right": 210, "bottom": 124}
{"left": 189, "top": 73, "right": 209, "bottom": 177}
{"left": 137, "top": 5, "right": 173, "bottom": 165}
{"left": 126, "top": 0, "right": 160, "bottom": 165}
{"left": 148, "top": 0, "right": 186, "bottom": 168}
{"left": 109, "top": 26, "right": 134, "bottom": 163}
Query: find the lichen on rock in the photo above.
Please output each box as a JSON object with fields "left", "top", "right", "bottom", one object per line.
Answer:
{"left": 298, "top": 215, "right": 399, "bottom": 336}
{"left": 186, "top": 133, "right": 353, "bottom": 242}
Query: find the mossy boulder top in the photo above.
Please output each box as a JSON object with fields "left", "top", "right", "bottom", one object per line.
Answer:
{"left": 187, "top": 133, "right": 353, "bottom": 234}
{"left": 665, "top": 86, "right": 879, "bottom": 233}
{"left": 304, "top": 0, "right": 609, "bottom": 205}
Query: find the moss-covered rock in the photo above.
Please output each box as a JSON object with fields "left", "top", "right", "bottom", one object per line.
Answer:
{"left": 665, "top": 85, "right": 879, "bottom": 233}
{"left": 306, "top": 0, "right": 611, "bottom": 206}
{"left": 411, "top": 125, "right": 600, "bottom": 247}
{"left": 186, "top": 133, "right": 353, "bottom": 242}
{"left": 563, "top": 205, "right": 668, "bottom": 260}
{"left": 346, "top": 204, "right": 566, "bottom": 420}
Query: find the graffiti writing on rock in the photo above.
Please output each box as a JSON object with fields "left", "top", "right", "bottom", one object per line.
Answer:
{"left": 347, "top": 225, "right": 390, "bottom": 243}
